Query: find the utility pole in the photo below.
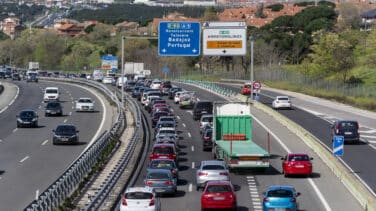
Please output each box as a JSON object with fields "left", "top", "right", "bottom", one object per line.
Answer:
{"left": 249, "top": 36, "right": 254, "bottom": 98}
{"left": 121, "top": 35, "right": 125, "bottom": 106}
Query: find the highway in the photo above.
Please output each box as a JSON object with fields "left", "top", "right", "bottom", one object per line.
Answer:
{"left": 130, "top": 82, "right": 362, "bottom": 211}
{"left": 216, "top": 82, "right": 376, "bottom": 196}
{"left": 0, "top": 80, "right": 114, "bottom": 210}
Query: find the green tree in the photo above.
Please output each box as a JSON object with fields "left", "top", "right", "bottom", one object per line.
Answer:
{"left": 337, "top": 3, "right": 361, "bottom": 30}
{"left": 255, "top": 3, "right": 266, "bottom": 18}
{"left": 266, "top": 3, "right": 284, "bottom": 12}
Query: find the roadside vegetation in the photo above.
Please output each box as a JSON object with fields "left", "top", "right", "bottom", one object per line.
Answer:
{"left": 0, "top": 1, "right": 375, "bottom": 110}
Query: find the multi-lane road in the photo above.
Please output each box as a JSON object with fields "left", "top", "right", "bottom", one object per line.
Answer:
{"left": 0, "top": 80, "right": 115, "bottom": 210}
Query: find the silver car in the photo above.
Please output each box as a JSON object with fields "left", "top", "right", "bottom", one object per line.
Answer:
{"left": 196, "top": 160, "right": 230, "bottom": 191}
{"left": 144, "top": 169, "right": 177, "bottom": 196}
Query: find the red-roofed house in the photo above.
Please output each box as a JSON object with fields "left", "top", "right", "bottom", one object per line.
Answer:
{"left": 0, "top": 17, "right": 23, "bottom": 39}
{"left": 56, "top": 23, "right": 85, "bottom": 37}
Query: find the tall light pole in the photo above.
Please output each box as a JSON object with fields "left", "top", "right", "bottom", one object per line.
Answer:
{"left": 249, "top": 36, "right": 254, "bottom": 98}
{"left": 121, "top": 35, "right": 125, "bottom": 106}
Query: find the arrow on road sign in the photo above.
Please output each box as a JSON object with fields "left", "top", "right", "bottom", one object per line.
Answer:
{"left": 333, "top": 135, "right": 344, "bottom": 156}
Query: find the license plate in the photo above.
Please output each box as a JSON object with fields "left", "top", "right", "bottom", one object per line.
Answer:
{"left": 345, "top": 132, "right": 353, "bottom": 135}
{"left": 275, "top": 209, "right": 286, "bottom": 211}
{"left": 213, "top": 197, "right": 225, "bottom": 200}
{"left": 61, "top": 138, "right": 68, "bottom": 141}
{"left": 159, "top": 156, "right": 168, "bottom": 159}
{"left": 51, "top": 112, "right": 56, "bottom": 114}
{"left": 295, "top": 165, "right": 304, "bottom": 168}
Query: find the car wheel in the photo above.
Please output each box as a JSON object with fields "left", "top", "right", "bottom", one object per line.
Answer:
{"left": 45, "top": 113, "right": 48, "bottom": 117}
{"left": 196, "top": 185, "right": 200, "bottom": 191}
{"left": 17, "top": 123, "right": 20, "bottom": 128}
{"left": 284, "top": 173, "right": 288, "bottom": 178}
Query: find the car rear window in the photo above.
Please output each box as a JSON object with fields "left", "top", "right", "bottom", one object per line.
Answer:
{"left": 147, "top": 172, "right": 169, "bottom": 179}
{"left": 151, "top": 161, "right": 174, "bottom": 169}
{"left": 197, "top": 102, "right": 212, "bottom": 108}
{"left": 277, "top": 97, "right": 289, "bottom": 101}
{"left": 46, "top": 89, "right": 58, "bottom": 93}
{"left": 153, "top": 146, "right": 174, "bottom": 154}
{"left": 339, "top": 122, "right": 358, "bottom": 129}
{"left": 78, "top": 99, "right": 92, "bottom": 103}
{"left": 202, "top": 165, "right": 225, "bottom": 170}
{"left": 125, "top": 192, "right": 153, "bottom": 199}
{"left": 288, "top": 155, "right": 309, "bottom": 161}
{"left": 267, "top": 189, "right": 293, "bottom": 198}
{"left": 207, "top": 185, "right": 231, "bottom": 193}
{"left": 202, "top": 117, "right": 213, "bottom": 122}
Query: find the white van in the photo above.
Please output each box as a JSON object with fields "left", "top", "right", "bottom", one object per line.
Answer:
{"left": 44, "top": 87, "right": 59, "bottom": 102}
{"left": 117, "top": 76, "right": 128, "bottom": 88}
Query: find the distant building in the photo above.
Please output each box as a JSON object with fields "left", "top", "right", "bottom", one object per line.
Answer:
{"left": 56, "top": 23, "right": 85, "bottom": 37}
{"left": 183, "top": 0, "right": 216, "bottom": 6}
{"left": 0, "top": 17, "right": 23, "bottom": 39}
{"left": 151, "top": 12, "right": 200, "bottom": 34}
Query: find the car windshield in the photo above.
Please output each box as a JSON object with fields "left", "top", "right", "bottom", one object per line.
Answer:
{"left": 340, "top": 122, "right": 358, "bottom": 129}
{"left": 56, "top": 125, "right": 76, "bottom": 134}
{"left": 267, "top": 189, "right": 293, "bottom": 198}
{"left": 20, "top": 111, "right": 35, "bottom": 118}
{"left": 147, "top": 172, "right": 169, "bottom": 179}
{"left": 202, "top": 165, "right": 225, "bottom": 170}
{"left": 244, "top": 85, "right": 252, "bottom": 88}
{"left": 159, "top": 130, "right": 175, "bottom": 134}
{"left": 125, "top": 192, "right": 153, "bottom": 200}
{"left": 153, "top": 146, "right": 173, "bottom": 154}
{"left": 46, "top": 89, "right": 58, "bottom": 94}
{"left": 206, "top": 185, "right": 231, "bottom": 193}
{"left": 151, "top": 160, "right": 175, "bottom": 169}
{"left": 197, "top": 102, "right": 212, "bottom": 108}
{"left": 288, "top": 155, "right": 309, "bottom": 161}
{"left": 158, "top": 123, "right": 174, "bottom": 128}
{"left": 47, "top": 103, "right": 60, "bottom": 108}
{"left": 160, "top": 117, "right": 174, "bottom": 122}
{"left": 78, "top": 99, "right": 92, "bottom": 103}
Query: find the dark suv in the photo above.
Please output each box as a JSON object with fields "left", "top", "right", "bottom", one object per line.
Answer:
{"left": 45, "top": 102, "right": 63, "bottom": 116}
{"left": 193, "top": 101, "right": 213, "bottom": 120}
{"left": 331, "top": 120, "right": 360, "bottom": 143}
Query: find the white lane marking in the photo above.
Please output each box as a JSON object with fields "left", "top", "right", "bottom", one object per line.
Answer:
{"left": 191, "top": 145, "right": 194, "bottom": 152}
{"left": 72, "top": 106, "right": 74, "bottom": 109}
{"left": 13, "top": 128, "right": 17, "bottom": 133}
{"left": 252, "top": 115, "right": 332, "bottom": 211}
{"left": 41, "top": 140, "right": 48, "bottom": 145}
{"left": 192, "top": 162, "right": 195, "bottom": 169}
{"left": 69, "top": 112, "right": 72, "bottom": 116}
{"left": 20, "top": 156, "right": 29, "bottom": 163}
{"left": 361, "top": 135, "right": 376, "bottom": 139}
{"left": 38, "top": 105, "right": 42, "bottom": 109}
{"left": 171, "top": 108, "right": 174, "bottom": 112}
{"left": 177, "top": 115, "right": 181, "bottom": 120}
{"left": 71, "top": 101, "right": 74, "bottom": 104}
{"left": 182, "top": 123, "right": 186, "bottom": 128}
{"left": 189, "top": 183, "right": 192, "bottom": 192}
{"left": 0, "top": 139, "right": 3, "bottom": 143}
{"left": 186, "top": 110, "right": 193, "bottom": 115}
{"left": 0, "top": 85, "right": 19, "bottom": 114}
{"left": 35, "top": 190, "right": 39, "bottom": 200}
{"left": 41, "top": 101, "right": 44, "bottom": 104}
{"left": 359, "top": 129, "right": 376, "bottom": 134}
{"left": 63, "top": 119, "right": 67, "bottom": 123}
{"left": 188, "top": 132, "right": 191, "bottom": 138}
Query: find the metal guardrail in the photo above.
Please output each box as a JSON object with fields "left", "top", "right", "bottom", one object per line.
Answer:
{"left": 84, "top": 90, "right": 143, "bottom": 210}
{"left": 24, "top": 78, "right": 125, "bottom": 211}
{"left": 176, "top": 79, "right": 239, "bottom": 99}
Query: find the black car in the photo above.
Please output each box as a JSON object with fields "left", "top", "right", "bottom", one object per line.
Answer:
{"left": 331, "top": 120, "right": 360, "bottom": 143}
{"left": 168, "top": 87, "right": 182, "bottom": 99}
{"left": 53, "top": 124, "right": 79, "bottom": 145}
{"left": 17, "top": 109, "right": 38, "bottom": 128}
{"left": 131, "top": 86, "right": 142, "bottom": 98}
{"left": 12, "top": 73, "right": 21, "bottom": 81}
{"left": 26, "top": 73, "right": 38, "bottom": 82}
{"left": 0, "top": 71, "right": 5, "bottom": 79}
{"left": 124, "top": 80, "right": 136, "bottom": 91}
{"left": 45, "top": 102, "right": 63, "bottom": 116}
{"left": 192, "top": 101, "right": 213, "bottom": 120}
{"left": 202, "top": 128, "right": 213, "bottom": 151}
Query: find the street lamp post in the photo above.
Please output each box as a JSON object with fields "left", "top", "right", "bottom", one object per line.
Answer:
{"left": 121, "top": 35, "right": 125, "bottom": 106}
{"left": 249, "top": 36, "right": 254, "bottom": 98}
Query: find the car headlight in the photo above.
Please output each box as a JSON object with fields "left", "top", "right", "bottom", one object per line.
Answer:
{"left": 17, "top": 118, "right": 22, "bottom": 122}
{"left": 32, "top": 118, "right": 38, "bottom": 121}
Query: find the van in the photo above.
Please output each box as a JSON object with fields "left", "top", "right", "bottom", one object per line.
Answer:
{"left": 193, "top": 101, "right": 213, "bottom": 120}
{"left": 93, "top": 69, "right": 104, "bottom": 81}
{"left": 44, "top": 87, "right": 60, "bottom": 102}
{"left": 117, "top": 76, "right": 127, "bottom": 88}
{"left": 331, "top": 120, "right": 360, "bottom": 143}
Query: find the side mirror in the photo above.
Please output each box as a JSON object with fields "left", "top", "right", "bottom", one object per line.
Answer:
{"left": 281, "top": 157, "right": 285, "bottom": 160}
{"left": 296, "top": 192, "right": 301, "bottom": 197}
{"left": 76, "top": 130, "right": 79, "bottom": 133}
{"left": 52, "top": 130, "right": 55, "bottom": 132}
{"left": 310, "top": 157, "right": 313, "bottom": 160}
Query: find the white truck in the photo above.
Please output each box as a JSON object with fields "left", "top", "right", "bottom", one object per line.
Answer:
{"left": 28, "top": 62, "right": 39, "bottom": 71}
{"left": 93, "top": 69, "right": 104, "bottom": 81}
{"left": 44, "top": 87, "right": 60, "bottom": 102}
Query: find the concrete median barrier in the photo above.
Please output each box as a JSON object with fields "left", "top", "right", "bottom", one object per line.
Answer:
{"left": 253, "top": 101, "right": 376, "bottom": 211}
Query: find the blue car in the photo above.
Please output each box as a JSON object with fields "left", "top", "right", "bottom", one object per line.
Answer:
{"left": 262, "top": 185, "right": 300, "bottom": 211}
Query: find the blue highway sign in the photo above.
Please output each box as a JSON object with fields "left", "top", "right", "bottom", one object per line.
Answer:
{"left": 163, "top": 66, "right": 169, "bottom": 73}
{"left": 158, "top": 21, "right": 200, "bottom": 56}
{"left": 333, "top": 135, "right": 344, "bottom": 156}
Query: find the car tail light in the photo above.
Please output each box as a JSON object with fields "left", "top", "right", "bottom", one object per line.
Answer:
{"left": 149, "top": 197, "right": 155, "bottom": 206}
{"left": 335, "top": 123, "right": 339, "bottom": 134}
{"left": 219, "top": 172, "right": 229, "bottom": 176}
{"left": 153, "top": 118, "right": 158, "bottom": 121}
{"left": 290, "top": 198, "right": 296, "bottom": 202}
{"left": 230, "top": 159, "right": 238, "bottom": 164}
{"left": 198, "top": 172, "right": 208, "bottom": 176}
{"left": 145, "top": 181, "right": 153, "bottom": 185}
{"left": 204, "top": 137, "right": 210, "bottom": 141}
{"left": 165, "top": 181, "right": 173, "bottom": 185}
{"left": 122, "top": 196, "right": 127, "bottom": 206}
{"left": 263, "top": 198, "right": 269, "bottom": 202}
{"left": 171, "top": 169, "right": 177, "bottom": 175}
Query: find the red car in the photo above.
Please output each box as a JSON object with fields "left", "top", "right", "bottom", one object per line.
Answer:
{"left": 201, "top": 181, "right": 237, "bottom": 211}
{"left": 241, "top": 83, "right": 252, "bottom": 95}
{"left": 150, "top": 143, "right": 178, "bottom": 163}
{"left": 281, "top": 153, "right": 313, "bottom": 177}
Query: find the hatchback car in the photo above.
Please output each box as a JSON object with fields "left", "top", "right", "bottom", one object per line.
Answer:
{"left": 45, "top": 102, "right": 63, "bottom": 116}
{"left": 179, "top": 92, "right": 196, "bottom": 109}
{"left": 193, "top": 101, "right": 213, "bottom": 120}
{"left": 155, "top": 128, "right": 178, "bottom": 140}
{"left": 241, "top": 83, "right": 252, "bottom": 95}
{"left": 120, "top": 186, "right": 161, "bottom": 211}
{"left": 16, "top": 109, "right": 38, "bottom": 128}
{"left": 12, "top": 73, "right": 21, "bottom": 81}
{"left": 202, "top": 129, "right": 213, "bottom": 151}
{"left": 151, "top": 111, "right": 170, "bottom": 128}
{"left": 201, "top": 181, "right": 237, "bottom": 211}
{"left": 52, "top": 124, "right": 79, "bottom": 145}
{"left": 131, "top": 86, "right": 142, "bottom": 98}
{"left": 262, "top": 185, "right": 300, "bottom": 211}
{"left": 272, "top": 96, "right": 292, "bottom": 109}
{"left": 196, "top": 160, "right": 230, "bottom": 191}
{"left": 199, "top": 114, "right": 213, "bottom": 134}
{"left": 168, "top": 87, "right": 182, "bottom": 99}
{"left": 281, "top": 153, "right": 313, "bottom": 177}
{"left": 331, "top": 120, "right": 360, "bottom": 143}
{"left": 144, "top": 169, "right": 177, "bottom": 195}
{"left": 147, "top": 159, "right": 179, "bottom": 179}
{"left": 150, "top": 143, "right": 178, "bottom": 163}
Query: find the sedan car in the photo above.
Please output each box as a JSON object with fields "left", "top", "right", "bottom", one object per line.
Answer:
{"left": 150, "top": 143, "right": 178, "bottom": 163}
{"left": 196, "top": 160, "right": 230, "bottom": 191}
{"left": 281, "top": 153, "right": 313, "bottom": 177}
{"left": 272, "top": 96, "right": 292, "bottom": 109}
{"left": 16, "top": 109, "right": 38, "bottom": 128}
{"left": 202, "top": 128, "right": 213, "bottom": 151}
{"left": 168, "top": 87, "right": 182, "bottom": 99}
{"left": 201, "top": 181, "right": 237, "bottom": 211}
{"left": 147, "top": 159, "right": 179, "bottom": 179}
{"left": 52, "top": 124, "right": 79, "bottom": 145}
{"left": 75, "top": 98, "right": 95, "bottom": 112}
{"left": 151, "top": 111, "right": 170, "bottom": 128}
{"left": 144, "top": 169, "right": 177, "bottom": 196}
{"left": 120, "top": 186, "right": 161, "bottom": 211}
{"left": 45, "top": 102, "right": 63, "bottom": 116}
{"left": 12, "top": 73, "right": 21, "bottom": 81}
{"left": 262, "top": 185, "right": 300, "bottom": 211}
{"left": 102, "top": 76, "right": 113, "bottom": 84}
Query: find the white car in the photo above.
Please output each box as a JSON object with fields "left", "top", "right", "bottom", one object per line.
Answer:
{"left": 44, "top": 87, "right": 59, "bottom": 102}
{"left": 174, "top": 91, "right": 186, "bottom": 104}
{"left": 75, "top": 98, "right": 95, "bottom": 112}
{"left": 102, "top": 76, "right": 113, "bottom": 84}
{"left": 272, "top": 95, "right": 292, "bottom": 109}
{"left": 120, "top": 186, "right": 160, "bottom": 211}
{"left": 150, "top": 80, "right": 162, "bottom": 89}
{"left": 155, "top": 127, "right": 178, "bottom": 140}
